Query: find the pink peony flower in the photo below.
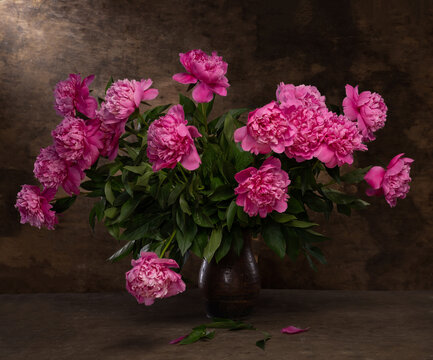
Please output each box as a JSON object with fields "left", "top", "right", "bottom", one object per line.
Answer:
{"left": 343, "top": 84, "right": 387, "bottom": 142}
{"left": 147, "top": 105, "right": 201, "bottom": 171}
{"left": 284, "top": 107, "right": 329, "bottom": 162}
{"left": 315, "top": 112, "right": 367, "bottom": 168}
{"left": 15, "top": 185, "right": 58, "bottom": 230}
{"left": 173, "top": 49, "right": 229, "bottom": 103}
{"left": 276, "top": 83, "right": 326, "bottom": 112}
{"left": 54, "top": 73, "right": 98, "bottom": 118}
{"left": 364, "top": 153, "right": 414, "bottom": 207}
{"left": 98, "top": 120, "right": 125, "bottom": 161}
{"left": 102, "top": 79, "right": 158, "bottom": 122}
{"left": 33, "top": 145, "right": 85, "bottom": 195}
{"left": 125, "top": 252, "right": 186, "bottom": 305}
{"left": 235, "top": 157, "right": 290, "bottom": 218}
{"left": 234, "top": 101, "right": 295, "bottom": 155}
{"left": 52, "top": 116, "right": 102, "bottom": 170}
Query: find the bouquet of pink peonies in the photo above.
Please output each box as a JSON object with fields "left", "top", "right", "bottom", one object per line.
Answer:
{"left": 16, "top": 49, "right": 413, "bottom": 306}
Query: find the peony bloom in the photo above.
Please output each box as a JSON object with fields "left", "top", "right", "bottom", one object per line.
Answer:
{"left": 52, "top": 116, "right": 102, "bottom": 170}
{"left": 147, "top": 104, "right": 201, "bottom": 171}
{"left": 102, "top": 79, "right": 158, "bottom": 122}
{"left": 284, "top": 107, "right": 329, "bottom": 162}
{"left": 172, "top": 49, "right": 229, "bottom": 103}
{"left": 315, "top": 112, "right": 367, "bottom": 168}
{"left": 234, "top": 157, "right": 290, "bottom": 218}
{"left": 125, "top": 252, "right": 186, "bottom": 305}
{"left": 364, "top": 153, "right": 414, "bottom": 207}
{"left": 234, "top": 101, "right": 295, "bottom": 155}
{"left": 343, "top": 84, "right": 387, "bottom": 142}
{"left": 276, "top": 83, "right": 326, "bottom": 112}
{"left": 33, "top": 145, "right": 84, "bottom": 195}
{"left": 54, "top": 73, "right": 98, "bottom": 118}
{"left": 98, "top": 120, "right": 125, "bottom": 161}
{"left": 15, "top": 185, "right": 58, "bottom": 230}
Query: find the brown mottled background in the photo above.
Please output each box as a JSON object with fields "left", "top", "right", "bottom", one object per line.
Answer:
{"left": 0, "top": 0, "right": 432, "bottom": 293}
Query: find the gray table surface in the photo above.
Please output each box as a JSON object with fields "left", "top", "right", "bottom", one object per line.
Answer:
{"left": 1, "top": 289, "right": 432, "bottom": 359}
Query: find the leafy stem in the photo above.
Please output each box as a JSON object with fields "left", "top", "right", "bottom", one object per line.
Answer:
{"left": 160, "top": 230, "right": 177, "bottom": 258}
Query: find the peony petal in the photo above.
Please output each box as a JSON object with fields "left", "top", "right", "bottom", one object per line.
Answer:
{"left": 234, "top": 126, "right": 247, "bottom": 143}
{"left": 172, "top": 73, "right": 198, "bottom": 84}
{"left": 281, "top": 326, "right": 310, "bottom": 335}
{"left": 169, "top": 335, "right": 187, "bottom": 345}
{"left": 181, "top": 146, "right": 201, "bottom": 170}
{"left": 234, "top": 167, "right": 255, "bottom": 184}
{"left": 273, "top": 199, "right": 288, "bottom": 213}
{"left": 262, "top": 156, "right": 281, "bottom": 169}
{"left": 168, "top": 104, "right": 185, "bottom": 122}
{"left": 192, "top": 82, "right": 213, "bottom": 103}
{"left": 142, "top": 88, "right": 159, "bottom": 101}
{"left": 387, "top": 153, "right": 405, "bottom": 170}
{"left": 187, "top": 125, "right": 202, "bottom": 138}
{"left": 364, "top": 166, "right": 386, "bottom": 189}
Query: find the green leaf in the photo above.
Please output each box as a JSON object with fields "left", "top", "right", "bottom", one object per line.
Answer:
{"left": 256, "top": 332, "right": 272, "bottom": 350}
{"left": 51, "top": 196, "right": 77, "bottom": 213}
{"left": 210, "top": 185, "right": 234, "bottom": 202}
{"left": 108, "top": 240, "right": 136, "bottom": 262}
{"left": 114, "top": 197, "right": 141, "bottom": 224}
{"left": 179, "top": 327, "right": 213, "bottom": 345}
{"left": 325, "top": 166, "right": 341, "bottom": 183}
{"left": 271, "top": 213, "right": 297, "bottom": 223}
{"left": 321, "top": 188, "right": 356, "bottom": 205}
{"left": 136, "top": 172, "right": 153, "bottom": 187}
{"left": 286, "top": 197, "right": 305, "bottom": 214}
{"left": 113, "top": 191, "right": 130, "bottom": 207}
{"left": 303, "top": 191, "right": 329, "bottom": 213}
{"left": 104, "top": 207, "right": 119, "bottom": 219}
{"left": 203, "top": 227, "right": 223, "bottom": 262}
{"left": 176, "top": 221, "right": 197, "bottom": 255}
{"left": 283, "top": 227, "right": 300, "bottom": 260}
{"left": 179, "top": 194, "right": 192, "bottom": 215}
{"left": 288, "top": 220, "right": 318, "bottom": 228}
{"left": 123, "top": 164, "right": 148, "bottom": 175}
{"left": 193, "top": 208, "right": 214, "bottom": 228}
{"left": 190, "top": 231, "right": 208, "bottom": 257}
{"left": 306, "top": 245, "right": 327, "bottom": 264}
{"left": 349, "top": 199, "right": 370, "bottom": 210}
{"left": 337, "top": 204, "right": 351, "bottom": 216}
{"left": 215, "top": 233, "right": 231, "bottom": 263}
{"left": 236, "top": 206, "right": 249, "bottom": 225}
{"left": 340, "top": 166, "right": 373, "bottom": 184}
{"left": 104, "top": 182, "right": 115, "bottom": 205}
{"left": 262, "top": 222, "right": 286, "bottom": 258}
{"left": 232, "top": 226, "right": 244, "bottom": 256}
{"left": 226, "top": 200, "right": 237, "bottom": 231}
{"left": 179, "top": 93, "right": 196, "bottom": 114}
{"left": 105, "top": 76, "right": 114, "bottom": 93}
{"left": 107, "top": 223, "right": 120, "bottom": 240}
{"left": 168, "top": 183, "right": 186, "bottom": 206}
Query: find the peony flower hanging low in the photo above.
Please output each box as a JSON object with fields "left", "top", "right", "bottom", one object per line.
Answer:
{"left": 16, "top": 49, "right": 413, "bottom": 310}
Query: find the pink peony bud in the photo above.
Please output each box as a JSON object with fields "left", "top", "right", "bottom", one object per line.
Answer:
{"left": 54, "top": 73, "right": 98, "bottom": 118}
{"left": 235, "top": 157, "right": 290, "bottom": 218}
{"left": 125, "top": 252, "right": 186, "bottom": 305}
{"left": 15, "top": 185, "right": 58, "bottom": 230}
{"left": 343, "top": 84, "right": 387, "bottom": 142}
{"left": 147, "top": 105, "right": 201, "bottom": 171}
{"left": 173, "top": 49, "right": 229, "bottom": 103}
{"left": 234, "top": 101, "right": 295, "bottom": 155}
{"left": 364, "top": 153, "right": 414, "bottom": 207}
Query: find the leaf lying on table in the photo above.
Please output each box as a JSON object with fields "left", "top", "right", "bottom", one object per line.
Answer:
{"left": 280, "top": 325, "right": 310, "bottom": 334}
{"left": 255, "top": 331, "right": 272, "bottom": 350}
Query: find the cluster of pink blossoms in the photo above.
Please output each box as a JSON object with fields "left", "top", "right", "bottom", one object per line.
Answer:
{"left": 125, "top": 252, "right": 186, "bottom": 305}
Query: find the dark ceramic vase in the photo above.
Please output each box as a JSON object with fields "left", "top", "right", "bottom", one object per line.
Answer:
{"left": 198, "top": 229, "right": 261, "bottom": 319}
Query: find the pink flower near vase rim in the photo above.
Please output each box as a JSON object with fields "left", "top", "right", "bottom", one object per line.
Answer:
{"left": 125, "top": 252, "right": 186, "bottom": 305}
{"left": 54, "top": 73, "right": 98, "bottom": 118}
{"left": 173, "top": 49, "right": 230, "bottom": 103}
{"left": 235, "top": 156, "right": 290, "bottom": 218}
{"left": 15, "top": 185, "right": 58, "bottom": 230}
{"left": 276, "top": 83, "right": 326, "bottom": 112}
{"left": 147, "top": 104, "right": 202, "bottom": 171}
{"left": 281, "top": 326, "right": 310, "bottom": 335}
{"left": 102, "top": 78, "right": 158, "bottom": 122}
{"left": 33, "top": 145, "right": 85, "bottom": 195}
{"left": 52, "top": 116, "right": 103, "bottom": 170}
{"left": 234, "top": 101, "right": 296, "bottom": 155}
{"left": 343, "top": 84, "right": 387, "bottom": 142}
{"left": 315, "top": 112, "right": 367, "bottom": 168}
{"left": 284, "top": 107, "right": 329, "bottom": 162}
{"left": 364, "top": 153, "right": 414, "bottom": 207}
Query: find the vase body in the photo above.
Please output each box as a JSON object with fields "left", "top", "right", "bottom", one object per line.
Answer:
{"left": 198, "top": 230, "right": 260, "bottom": 319}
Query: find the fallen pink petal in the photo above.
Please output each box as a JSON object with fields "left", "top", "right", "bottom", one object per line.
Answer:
{"left": 169, "top": 335, "right": 187, "bottom": 344}
{"left": 281, "top": 326, "right": 310, "bottom": 334}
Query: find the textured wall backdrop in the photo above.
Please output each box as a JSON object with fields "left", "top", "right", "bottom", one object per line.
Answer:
{"left": 0, "top": 0, "right": 432, "bottom": 292}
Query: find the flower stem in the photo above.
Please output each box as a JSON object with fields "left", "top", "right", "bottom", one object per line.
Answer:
{"left": 160, "top": 230, "right": 177, "bottom": 258}
{"left": 178, "top": 164, "right": 189, "bottom": 183}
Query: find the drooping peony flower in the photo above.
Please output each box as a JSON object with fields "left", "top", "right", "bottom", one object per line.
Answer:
{"left": 102, "top": 79, "right": 158, "bottom": 122}
{"left": 343, "top": 84, "right": 387, "bottom": 142}
{"left": 364, "top": 153, "right": 414, "bottom": 207}
{"left": 234, "top": 157, "right": 290, "bottom": 218}
{"left": 125, "top": 252, "right": 186, "bottom": 305}
{"left": 147, "top": 104, "right": 201, "bottom": 171}
{"left": 52, "top": 116, "right": 103, "bottom": 170}
{"left": 33, "top": 145, "right": 84, "bottom": 195}
{"left": 315, "top": 112, "right": 367, "bottom": 168}
{"left": 54, "top": 73, "right": 98, "bottom": 118}
{"left": 234, "top": 101, "right": 295, "bottom": 155}
{"left": 172, "top": 49, "right": 229, "bottom": 103}
{"left": 284, "top": 107, "right": 329, "bottom": 162}
{"left": 276, "top": 83, "right": 326, "bottom": 112}
{"left": 15, "top": 185, "right": 58, "bottom": 230}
